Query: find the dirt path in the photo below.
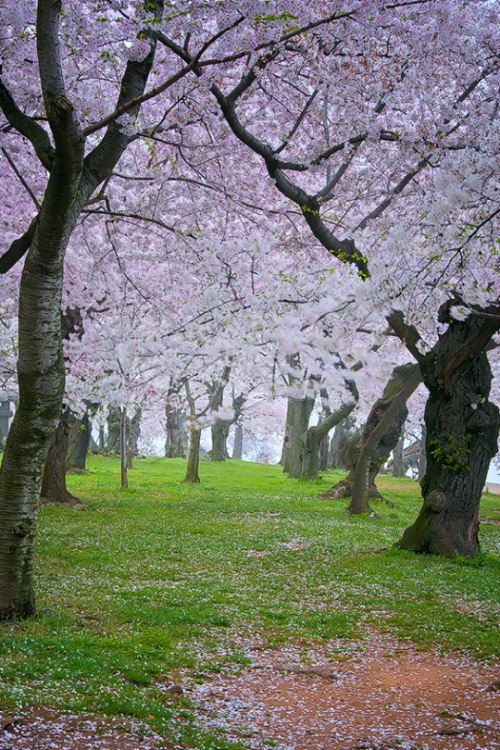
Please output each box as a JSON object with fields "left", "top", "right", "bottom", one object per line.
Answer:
{"left": 191, "top": 632, "right": 500, "bottom": 750}
{"left": 1, "top": 633, "right": 499, "bottom": 750}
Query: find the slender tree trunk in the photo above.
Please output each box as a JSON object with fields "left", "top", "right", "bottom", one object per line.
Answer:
{"left": 318, "top": 434, "right": 329, "bottom": 471}
{"left": 0, "top": 0, "right": 163, "bottom": 618}
{"left": 392, "top": 430, "right": 405, "bottom": 478}
{"left": 127, "top": 407, "right": 141, "bottom": 469}
{"left": 120, "top": 407, "right": 128, "bottom": 489}
{"left": 232, "top": 424, "right": 243, "bottom": 459}
{"left": 40, "top": 405, "right": 80, "bottom": 505}
{"left": 183, "top": 427, "right": 201, "bottom": 483}
{"left": 418, "top": 425, "right": 427, "bottom": 482}
{"left": 282, "top": 395, "right": 315, "bottom": 478}
{"left": 396, "top": 317, "right": 500, "bottom": 556}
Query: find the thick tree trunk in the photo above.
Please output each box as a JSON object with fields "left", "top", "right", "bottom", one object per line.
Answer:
{"left": 165, "top": 404, "right": 187, "bottom": 458}
{"left": 211, "top": 422, "right": 229, "bottom": 461}
{"left": 282, "top": 395, "right": 315, "bottom": 478}
{"left": 40, "top": 405, "right": 80, "bottom": 505}
{"left": 396, "top": 316, "right": 500, "bottom": 556}
{"left": 120, "top": 407, "right": 128, "bottom": 489}
{"left": 183, "top": 427, "right": 201, "bottom": 483}
{"left": 67, "top": 411, "right": 91, "bottom": 471}
{"left": 232, "top": 424, "right": 243, "bottom": 459}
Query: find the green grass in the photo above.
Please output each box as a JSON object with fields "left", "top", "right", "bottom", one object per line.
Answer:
{"left": 1, "top": 457, "right": 500, "bottom": 748}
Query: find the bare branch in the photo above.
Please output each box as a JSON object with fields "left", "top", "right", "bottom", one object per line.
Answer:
{"left": 1, "top": 147, "right": 41, "bottom": 210}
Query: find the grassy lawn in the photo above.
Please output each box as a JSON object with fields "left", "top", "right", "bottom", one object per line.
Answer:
{"left": 1, "top": 457, "right": 499, "bottom": 748}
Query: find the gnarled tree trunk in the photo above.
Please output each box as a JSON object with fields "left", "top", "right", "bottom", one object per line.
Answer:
{"left": 393, "top": 308, "right": 500, "bottom": 556}
{"left": 317, "top": 364, "right": 421, "bottom": 512}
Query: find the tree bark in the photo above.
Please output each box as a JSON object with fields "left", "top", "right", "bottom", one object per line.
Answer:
{"left": 392, "top": 309, "right": 500, "bottom": 556}
{"left": 183, "top": 427, "right": 201, "bottom": 483}
{"left": 318, "top": 434, "right": 329, "bottom": 471}
{"left": 392, "top": 431, "right": 405, "bottom": 478}
{"left": 67, "top": 410, "right": 91, "bottom": 471}
{"left": 347, "top": 365, "right": 421, "bottom": 514}
{"left": 282, "top": 395, "right": 315, "bottom": 478}
{"left": 165, "top": 404, "right": 187, "bottom": 458}
{"left": 127, "top": 407, "right": 141, "bottom": 469}
{"left": 300, "top": 382, "right": 358, "bottom": 481}
{"left": 418, "top": 424, "right": 427, "bottom": 482}
{"left": 232, "top": 423, "right": 243, "bottom": 459}
{"left": 106, "top": 405, "right": 121, "bottom": 452}
{"left": 40, "top": 405, "right": 80, "bottom": 505}
{"left": 120, "top": 407, "right": 128, "bottom": 489}
{"left": 317, "top": 364, "right": 421, "bottom": 509}
{"left": 328, "top": 416, "right": 356, "bottom": 470}
{"left": 0, "top": 0, "right": 163, "bottom": 617}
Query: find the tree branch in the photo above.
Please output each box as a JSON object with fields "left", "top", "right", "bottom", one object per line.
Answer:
{"left": 1, "top": 147, "right": 41, "bottom": 210}
{"left": 0, "top": 216, "right": 38, "bottom": 275}
{"left": 0, "top": 79, "right": 54, "bottom": 170}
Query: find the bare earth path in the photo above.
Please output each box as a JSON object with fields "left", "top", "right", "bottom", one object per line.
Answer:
{"left": 1, "top": 632, "right": 499, "bottom": 750}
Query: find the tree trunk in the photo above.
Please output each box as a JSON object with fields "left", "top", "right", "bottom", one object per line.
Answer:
{"left": 396, "top": 314, "right": 500, "bottom": 556}
{"left": 232, "top": 424, "right": 243, "bottom": 459}
{"left": 318, "top": 434, "right": 329, "bottom": 471}
{"left": 183, "top": 427, "right": 201, "bottom": 483}
{"left": 211, "top": 422, "right": 229, "bottom": 461}
{"left": 347, "top": 365, "right": 421, "bottom": 514}
{"left": 328, "top": 416, "right": 356, "bottom": 470}
{"left": 127, "top": 407, "right": 141, "bottom": 470}
{"left": 317, "top": 364, "right": 421, "bottom": 508}
{"left": 40, "top": 405, "right": 80, "bottom": 505}
{"left": 418, "top": 424, "right": 427, "bottom": 482}
{"left": 0, "top": 0, "right": 163, "bottom": 618}
{"left": 106, "top": 405, "right": 121, "bottom": 452}
{"left": 120, "top": 407, "right": 128, "bottom": 489}
{"left": 392, "top": 431, "right": 405, "bottom": 478}
{"left": 67, "top": 411, "right": 91, "bottom": 471}
{"left": 282, "top": 395, "right": 315, "bottom": 478}
{"left": 165, "top": 404, "right": 187, "bottom": 458}
{"left": 300, "top": 382, "right": 358, "bottom": 481}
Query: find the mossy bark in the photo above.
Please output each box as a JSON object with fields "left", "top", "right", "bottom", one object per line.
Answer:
{"left": 396, "top": 316, "right": 500, "bottom": 556}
